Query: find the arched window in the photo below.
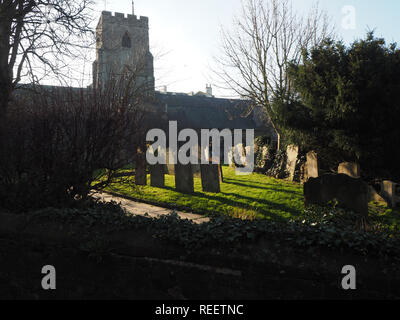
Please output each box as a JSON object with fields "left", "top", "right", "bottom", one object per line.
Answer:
{"left": 122, "top": 32, "right": 131, "bottom": 48}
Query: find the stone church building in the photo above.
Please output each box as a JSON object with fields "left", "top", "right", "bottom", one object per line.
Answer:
{"left": 91, "top": 10, "right": 278, "bottom": 150}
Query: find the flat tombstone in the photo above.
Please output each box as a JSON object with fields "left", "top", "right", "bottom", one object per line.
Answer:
{"left": 286, "top": 145, "right": 299, "bottom": 181}
{"left": 338, "top": 162, "right": 360, "bottom": 179}
{"left": 201, "top": 164, "right": 220, "bottom": 193}
{"left": 175, "top": 163, "right": 194, "bottom": 194}
{"left": 381, "top": 181, "right": 400, "bottom": 208}
{"left": 306, "top": 151, "right": 319, "bottom": 180}
{"left": 135, "top": 150, "right": 147, "bottom": 186}
{"left": 150, "top": 164, "right": 165, "bottom": 188}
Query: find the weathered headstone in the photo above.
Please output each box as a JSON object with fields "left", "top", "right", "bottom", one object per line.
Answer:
{"left": 175, "top": 163, "right": 194, "bottom": 194}
{"left": 368, "top": 186, "right": 387, "bottom": 204}
{"left": 200, "top": 164, "right": 220, "bottom": 193}
{"left": 229, "top": 144, "right": 247, "bottom": 168}
{"left": 286, "top": 145, "right": 299, "bottom": 181}
{"left": 338, "top": 162, "right": 360, "bottom": 179}
{"left": 381, "top": 181, "right": 400, "bottom": 208}
{"left": 305, "top": 151, "right": 319, "bottom": 180}
{"left": 149, "top": 164, "right": 165, "bottom": 188}
{"left": 260, "top": 146, "right": 269, "bottom": 169}
{"left": 228, "top": 148, "right": 235, "bottom": 168}
{"left": 135, "top": 149, "right": 147, "bottom": 186}
{"left": 304, "top": 174, "right": 369, "bottom": 217}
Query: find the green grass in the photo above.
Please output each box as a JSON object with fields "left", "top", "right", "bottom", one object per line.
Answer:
{"left": 102, "top": 166, "right": 400, "bottom": 229}
{"left": 105, "top": 166, "right": 304, "bottom": 220}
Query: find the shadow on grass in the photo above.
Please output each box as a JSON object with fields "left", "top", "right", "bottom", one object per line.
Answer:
{"left": 160, "top": 186, "right": 298, "bottom": 221}
{"left": 223, "top": 178, "right": 302, "bottom": 196}
{"left": 221, "top": 192, "right": 303, "bottom": 218}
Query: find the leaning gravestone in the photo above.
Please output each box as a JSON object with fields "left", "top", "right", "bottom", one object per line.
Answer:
{"left": 200, "top": 164, "right": 220, "bottom": 193}
{"left": 135, "top": 149, "right": 147, "bottom": 186}
{"left": 338, "top": 162, "right": 360, "bottom": 179}
{"left": 305, "top": 151, "right": 319, "bottom": 180}
{"left": 286, "top": 145, "right": 299, "bottom": 181}
{"left": 175, "top": 163, "right": 194, "bottom": 194}
{"left": 149, "top": 164, "right": 165, "bottom": 188}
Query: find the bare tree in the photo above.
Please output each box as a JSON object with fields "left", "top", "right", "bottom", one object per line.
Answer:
{"left": 0, "top": 67, "right": 157, "bottom": 212}
{"left": 214, "top": 0, "right": 335, "bottom": 150}
{"left": 0, "top": 0, "right": 94, "bottom": 113}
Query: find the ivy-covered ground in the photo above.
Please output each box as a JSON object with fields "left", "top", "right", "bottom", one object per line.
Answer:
{"left": 2, "top": 203, "right": 400, "bottom": 299}
{"left": 105, "top": 166, "right": 304, "bottom": 220}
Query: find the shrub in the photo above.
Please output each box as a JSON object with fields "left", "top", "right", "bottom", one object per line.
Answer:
{"left": 0, "top": 76, "right": 152, "bottom": 212}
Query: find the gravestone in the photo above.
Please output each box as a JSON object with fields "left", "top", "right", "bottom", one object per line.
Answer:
{"left": 381, "top": 181, "right": 400, "bottom": 208}
{"left": 200, "top": 164, "right": 220, "bottom": 193}
{"left": 166, "top": 148, "right": 176, "bottom": 175}
{"left": 230, "top": 144, "right": 247, "bottom": 168}
{"left": 260, "top": 146, "right": 269, "bottom": 169}
{"left": 149, "top": 164, "right": 165, "bottom": 188}
{"left": 304, "top": 174, "right": 369, "bottom": 217}
{"left": 338, "top": 162, "right": 360, "bottom": 179}
{"left": 286, "top": 145, "right": 299, "bottom": 181}
{"left": 228, "top": 148, "right": 235, "bottom": 168}
{"left": 305, "top": 151, "right": 319, "bottom": 180}
{"left": 368, "top": 186, "right": 388, "bottom": 204}
{"left": 135, "top": 149, "right": 147, "bottom": 186}
{"left": 175, "top": 163, "right": 194, "bottom": 194}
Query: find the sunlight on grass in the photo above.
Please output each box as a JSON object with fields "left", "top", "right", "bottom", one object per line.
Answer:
{"left": 105, "top": 167, "right": 304, "bottom": 220}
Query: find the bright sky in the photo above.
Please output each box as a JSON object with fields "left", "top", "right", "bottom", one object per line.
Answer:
{"left": 91, "top": 0, "right": 400, "bottom": 96}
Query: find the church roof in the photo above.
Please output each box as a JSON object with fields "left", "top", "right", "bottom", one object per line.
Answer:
{"left": 155, "top": 92, "right": 266, "bottom": 131}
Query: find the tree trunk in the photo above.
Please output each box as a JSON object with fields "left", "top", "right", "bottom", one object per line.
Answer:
{"left": 277, "top": 132, "right": 281, "bottom": 151}
{"left": 0, "top": 84, "right": 10, "bottom": 115}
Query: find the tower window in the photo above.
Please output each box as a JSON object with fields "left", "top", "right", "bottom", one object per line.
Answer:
{"left": 122, "top": 32, "right": 131, "bottom": 48}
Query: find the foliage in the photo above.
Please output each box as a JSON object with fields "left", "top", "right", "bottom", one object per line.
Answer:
{"left": 0, "top": 75, "right": 150, "bottom": 213}
{"left": 0, "top": 0, "right": 94, "bottom": 112}
{"left": 27, "top": 202, "right": 400, "bottom": 262}
{"left": 254, "top": 136, "right": 271, "bottom": 172}
{"left": 279, "top": 33, "right": 400, "bottom": 179}
{"left": 215, "top": 0, "right": 334, "bottom": 150}
{"left": 265, "top": 149, "right": 289, "bottom": 179}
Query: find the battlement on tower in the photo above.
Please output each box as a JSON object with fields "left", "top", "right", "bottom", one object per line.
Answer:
{"left": 101, "top": 11, "right": 149, "bottom": 27}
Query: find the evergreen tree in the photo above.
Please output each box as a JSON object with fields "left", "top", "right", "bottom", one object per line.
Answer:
{"left": 280, "top": 33, "right": 400, "bottom": 180}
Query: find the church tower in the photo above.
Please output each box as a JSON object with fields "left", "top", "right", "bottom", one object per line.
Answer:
{"left": 92, "top": 10, "right": 155, "bottom": 92}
